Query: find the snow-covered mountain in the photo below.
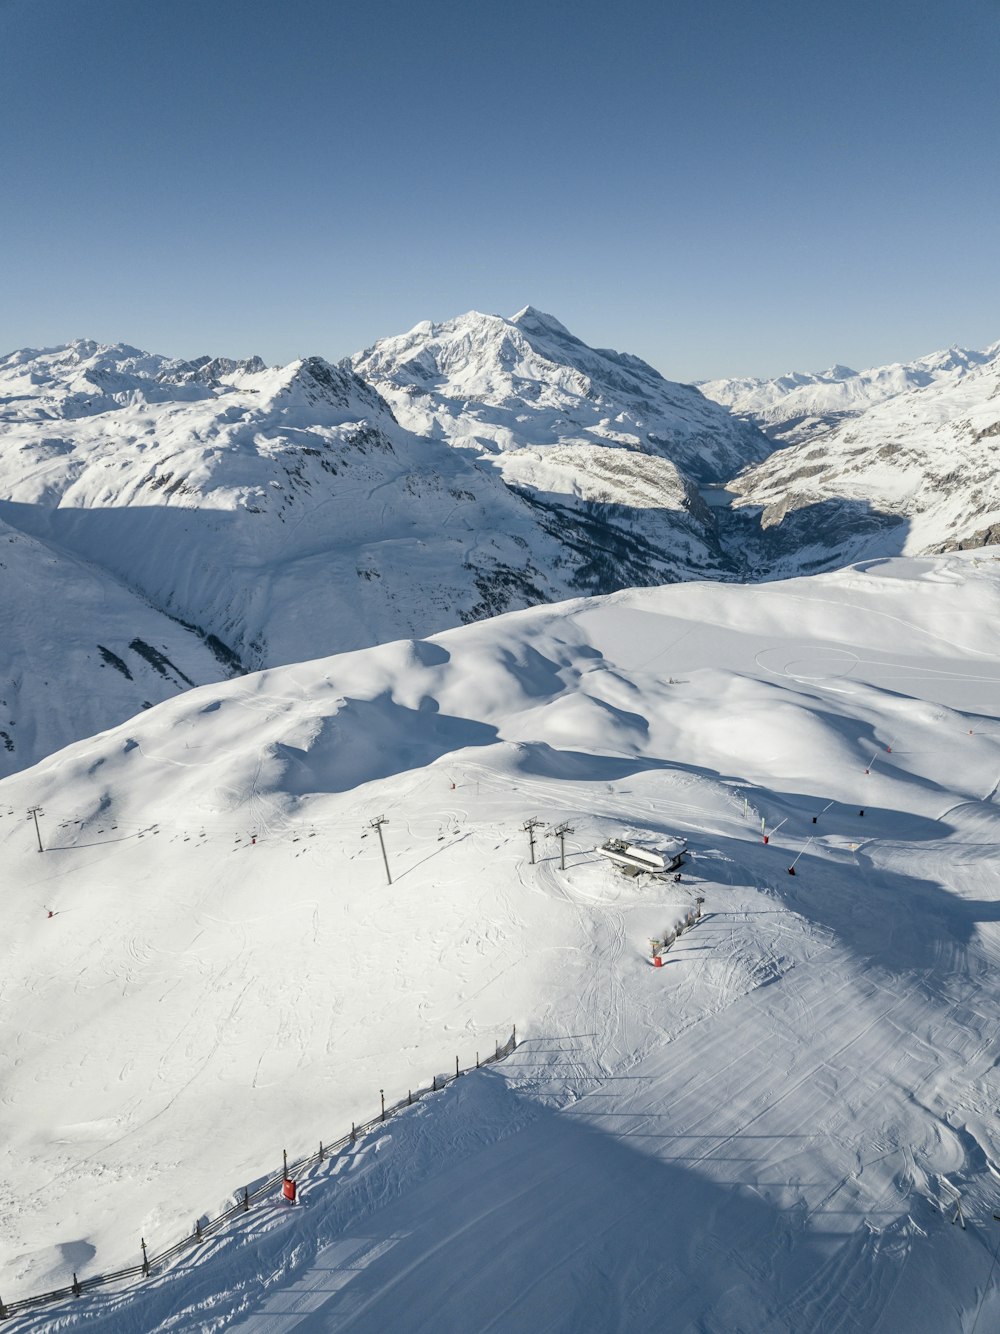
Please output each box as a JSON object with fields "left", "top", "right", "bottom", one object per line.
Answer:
{"left": 4, "top": 321, "right": 997, "bottom": 777}
{"left": 0, "top": 514, "right": 235, "bottom": 778}
{"left": 0, "top": 331, "right": 771, "bottom": 774}
{"left": 0, "top": 340, "right": 568, "bottom": 678}
{"left": 350, "top": 304, "right": 769, "bottom": 500}
{"left": 701, "top": 342, "right": 1000, "bottom": 446}
{"left": 3, "top": 551, "right": 1000, "bottom": 1330}
{"left": 726, "top": 350, "right": 1000, "bottom": 575}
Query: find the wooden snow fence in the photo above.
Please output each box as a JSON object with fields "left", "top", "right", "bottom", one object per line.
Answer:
{"left": 0, "top": 1028, "right": 518, "bottom": 1323}
{"left": 650, "top": 898, "right": 705, "bottom": 959}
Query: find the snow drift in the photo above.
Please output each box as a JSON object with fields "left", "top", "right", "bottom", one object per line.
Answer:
{"left": 3, "top": 551, "right": 1000, "bottom": 1330}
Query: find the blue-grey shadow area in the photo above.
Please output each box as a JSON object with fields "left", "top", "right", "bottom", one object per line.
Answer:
{"left": 275, "top": 694, "right": 499, "bottom": 794}
{"left": 669, "top": 780, "right": 997, "bottom": 976}
{"left": 767, "top": 841, "right": 1000, "bottom": 977}
{"left": 762, "top": 788, "right": 955, "bottom": 844}
{"left": 243, "top": 1092, "right": 829, "bottom": 1332}
{"left": 536, "top": 747, "right": 994, "bottom": 976}
{"left": 0, "top": 491, "right": 918, "bottom": 652}
{"left": 736, "top": 765, "right": 1000, "bottom": 973}
{"left": 511, "top": 741, "right": 665, "bottom": 782}
{"left": 723, "top": 497, "right": 912, "bottom": 579}
{"left": 65, "top": 1066, "right": 884, "bottom": 1334}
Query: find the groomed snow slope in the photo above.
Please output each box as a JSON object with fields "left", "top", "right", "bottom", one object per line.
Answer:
{"left": 3, "top": 552, "right": 1000, "bottom": 1331}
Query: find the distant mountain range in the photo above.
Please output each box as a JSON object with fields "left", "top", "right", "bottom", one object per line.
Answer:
{"left": 1, "top": 317, "right": 998, "bottom": 775}
{"left": 700, "top": 343, "right": 1000, "bottom": 446}
{"left": 711, "top": 342, "right": 1000, "bottom": 576}
{"left": 0, "top": 320, "right": 766, "bottom": 774}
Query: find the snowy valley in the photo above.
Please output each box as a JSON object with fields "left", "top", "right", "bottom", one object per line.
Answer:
{"left": 2, "top": 312, "right": 1000, "bottom": 1332}
{"left": 0, "top": 323, "right": 767, "bottom": 777}
{"left": 725, "top": 346, "right": 1000, "bottom": 576}
{"left": 3, "top": 316, "right": 999, "bottom": 780}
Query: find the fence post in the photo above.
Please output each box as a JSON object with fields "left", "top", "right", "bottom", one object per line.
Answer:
{"left": 432, "top": 1074, "right": 436, "bottom": 1091}
{"left": 0, "top": 1020, "right": 531, "bottom": 1322}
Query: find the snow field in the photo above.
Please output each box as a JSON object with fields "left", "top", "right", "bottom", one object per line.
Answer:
{"left": 3, "top": 552, "right": 1000, "bottom": 1329}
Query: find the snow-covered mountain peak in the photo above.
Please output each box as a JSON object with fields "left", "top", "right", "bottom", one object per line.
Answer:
{"left": 351, "top": 307, "right": 770, "bottom": 483}
{"left": 353, "top": 306, "right": 661, "bottom": 408}
{"left": 821, "top": 363, "right": 859, "bottom": 381}
{"left": 509, "top": 304, "right": 574, "bottom": 339}
{"left": 727, "top": 349, "right": 1000, "bottom": 571}
{"left": 163, "top": 352, "right": 267, "bottom": 386}
{"left": 0, "top": 339, "right": 177, "bottom": 417}
{"left": 253, "top": 354, "right": 393, "bottom": 422}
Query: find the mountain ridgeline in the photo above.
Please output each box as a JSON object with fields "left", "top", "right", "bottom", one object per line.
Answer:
{"left": 0, "top": 313, "right": 998, "bottom": 774}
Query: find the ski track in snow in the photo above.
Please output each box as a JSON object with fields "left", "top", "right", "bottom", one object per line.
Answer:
{"left": 2, "top": 552, "right": 1000, "bottom": 1330}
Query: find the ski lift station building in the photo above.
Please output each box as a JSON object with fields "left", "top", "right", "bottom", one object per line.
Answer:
{"left": 597, "top": 837, "right": 686, "bottom": 878}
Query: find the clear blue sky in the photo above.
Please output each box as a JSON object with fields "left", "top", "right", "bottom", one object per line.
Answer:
{"left": 1, "top": 0, "right": 998, "bottom": 380}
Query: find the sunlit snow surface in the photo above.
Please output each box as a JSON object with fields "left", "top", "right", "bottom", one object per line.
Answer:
{"left": 3, "top": 553, "right": 1000, "bottom": 1331}
{"left": 0, "top": 332, "right": 765, "bottom": 776}
{"left": 719, "top": 348, "right": 1000, "bottom": 571}
{"left": 700, "top": 342, "right": 1000, "bottom": 445}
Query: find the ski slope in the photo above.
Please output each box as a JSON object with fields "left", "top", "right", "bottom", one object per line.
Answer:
{"left": 3, "top": 552, "right": 1000, "bottom": 1331}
